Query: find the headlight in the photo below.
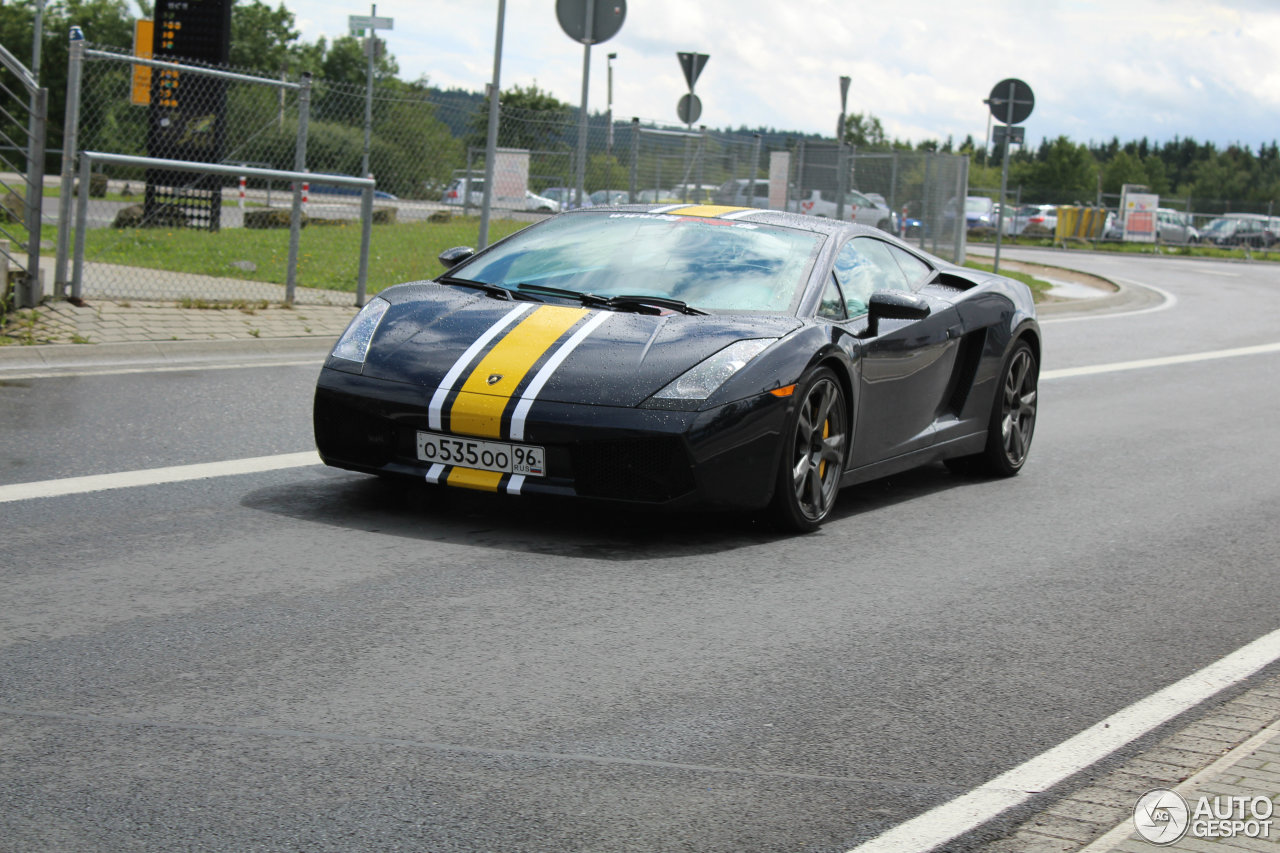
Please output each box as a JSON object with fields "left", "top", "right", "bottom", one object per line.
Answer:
{"left": 331, "top": 297, "right": 390, "bottom": 363}
{"left": 651, "top": 338, "right": 775, "bottom": 401}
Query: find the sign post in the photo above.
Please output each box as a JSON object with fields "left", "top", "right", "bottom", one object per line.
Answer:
{"left": 556, "top": 0, "right": 626, "bottom": 209}
{"left": 985, "top": 77, "right": 1034, "bottom": 272}
{"left": 349, "top": 5, "right": 394, "bottom": 181}
{"left": 676, "top": 51, "right": 709, "bottom": 129}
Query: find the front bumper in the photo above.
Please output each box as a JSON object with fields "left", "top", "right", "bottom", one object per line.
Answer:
{"left": 313, "top": 367, "right": 789, "bottom": 511}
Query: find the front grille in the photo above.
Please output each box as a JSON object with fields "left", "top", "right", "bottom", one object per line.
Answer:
{"left": 571, "top": 437, "right": 695, "bottom": 502}
{"left": 314, "top": 391, "right": 397, "bottom": 468}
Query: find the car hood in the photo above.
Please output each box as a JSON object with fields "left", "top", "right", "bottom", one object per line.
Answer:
{"left": 358, "top": 283, "right": 802, "bottom": 408}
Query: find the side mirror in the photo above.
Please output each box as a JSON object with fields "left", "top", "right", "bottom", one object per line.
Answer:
{"left": 437, "top": 246, "right": 475, "bottom": 270}
{"left": 865, "top": 290, "right": 930, "bottom": 337}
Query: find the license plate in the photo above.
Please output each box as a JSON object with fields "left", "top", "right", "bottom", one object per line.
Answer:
{"left": 416, "top": 432, "right": 545, "bottom": 477}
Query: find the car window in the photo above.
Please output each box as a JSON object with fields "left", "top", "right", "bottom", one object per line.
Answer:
{"left": 884, "top": 243, "right": 934, "bottom": 290}
{"left": 833, "top": 237, "right": 910, "bottom": 316}
{"left": 816, "top": 277, "right": 846, "bottom": 321}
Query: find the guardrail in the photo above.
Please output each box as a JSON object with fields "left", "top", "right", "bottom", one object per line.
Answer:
{"left": 72, "top": 152, "right": 375, "bottom": 306}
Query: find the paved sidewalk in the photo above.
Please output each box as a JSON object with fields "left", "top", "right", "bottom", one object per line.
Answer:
{"left": 1, "top": 295, "right": 357, "bottom": 347}
{"left": 981, "top": 672, "right": 1280, "bottom": 852}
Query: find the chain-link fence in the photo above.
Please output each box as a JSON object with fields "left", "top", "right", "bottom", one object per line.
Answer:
{"left": 61, "top": 42, "right": 969, "bottom": 305}
{"left": 0, "top": 41, "right": 46, "bottom": 310}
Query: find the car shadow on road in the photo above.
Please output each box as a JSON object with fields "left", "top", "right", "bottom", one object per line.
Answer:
{"left": 240, "top": 463, "right": 975, "bottom": 561}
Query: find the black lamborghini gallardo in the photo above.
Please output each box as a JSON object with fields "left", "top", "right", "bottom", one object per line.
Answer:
{"left": 314, "top": 203, "right": 1039, "bottom": 531}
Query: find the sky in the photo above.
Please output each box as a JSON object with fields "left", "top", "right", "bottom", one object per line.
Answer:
{"left": 281, "top": 0, "right": 1280, "bottom": 152}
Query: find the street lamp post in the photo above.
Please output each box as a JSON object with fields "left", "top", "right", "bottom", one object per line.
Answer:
{"left": 836, "top": 75, "right": 850, "bottom": 222}
{"left": 606, "top": 52, "right": 616, "bottom": 157}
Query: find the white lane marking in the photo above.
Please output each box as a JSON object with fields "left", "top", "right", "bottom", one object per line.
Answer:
{"left": 845, "top": 625, "right": 1280, "bottom": 853}
{"left": 6, "top": 339, "right": 1280, "bottom": 505}
{"left": 0, "top": 451, "right": 320, "bottom": 504}
{"left": 1039, "top": 280, "right": 1176, "bottom": 324}
{"left": 1042, "top": 341, "right": 1280, "bottom": 380}
{"left": 0, "top": 359, "right": 324, "bottom": 381}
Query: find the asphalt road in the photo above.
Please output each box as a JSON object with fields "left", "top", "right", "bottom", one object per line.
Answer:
{"left": 2, "top": 250, "right": 1279, "bottom": 852}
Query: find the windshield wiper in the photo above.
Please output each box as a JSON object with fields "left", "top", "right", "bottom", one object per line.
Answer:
{"left": 437, "top": 275, "right": 529, "bottom": 302}
{"left": 605, "top": 295, "right": 706, "bottom": 316}
{"left": 515, "top": 283, "right": 705, "bottom": 315}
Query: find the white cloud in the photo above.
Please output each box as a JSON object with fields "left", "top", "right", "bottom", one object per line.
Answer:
{"left": 281, "top": 0, "right": 1280, "bottom": 148}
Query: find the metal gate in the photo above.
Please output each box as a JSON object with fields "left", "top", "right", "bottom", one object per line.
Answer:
{"left": 0, "top": 42, "right": 47, "bottom": 309}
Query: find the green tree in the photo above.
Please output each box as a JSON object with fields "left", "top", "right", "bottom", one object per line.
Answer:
{"left": 1015, "top": 136, "right": 1097, "bottom": 201}
{"left": 842, "top": 112, "right": 887, "bottom": 149}
{"left": 1100, "top": 150, "right": 1149, "bottom": 196}
{"left": 228, "top": 1, "right": 301, "bottom": 73}
{"left": 468, "top": 82, "right": 573, "bottom": 153}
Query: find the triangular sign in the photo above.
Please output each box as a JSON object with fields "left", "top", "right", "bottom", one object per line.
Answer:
{"left": 677, "top": 52, "right": 709, "bottom": 91}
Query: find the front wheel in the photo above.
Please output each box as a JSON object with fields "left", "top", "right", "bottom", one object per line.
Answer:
{"left": 769, "top": 367, "right": 848, "bottom": 532}
{"left": 947, "top": 340, "right": 1038, "bottom": 476}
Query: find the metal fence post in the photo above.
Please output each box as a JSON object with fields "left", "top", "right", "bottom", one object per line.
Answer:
{"left": 748, "top": 133, "right": 761, "bottom": 206}
{"left": 285, "top": 72, "right": 311, "bottom": 305}
{"left": 72, "top": 153, "right": 91, "bottom": 299}
{"left": 357, "top": 187, "right": 372, "bottom": 307}
{"left": 629, "top": 117, "right": 639, "bottom": 202}
{"left": 20, "top": 86, "right": 47, "bottom": 307}
{"left": 55, "top": 34, "right": 84, "bottom": 298}
{"left": 696, "top": 125, "right": 708, "bottom": 196}
{"left": 955, "top": 154, "right": 969, "bottom": 264}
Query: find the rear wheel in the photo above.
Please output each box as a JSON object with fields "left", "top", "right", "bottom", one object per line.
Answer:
{"left": 770, "top": 367, "right": 848, "bottom": 532}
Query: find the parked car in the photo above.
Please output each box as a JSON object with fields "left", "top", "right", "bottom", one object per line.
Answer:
{"left": 669, "top": 184, "right": 719, "bottom": 204}
{"left": 442, "top": 179, "right": 561, "bottom": 213}
{"left": 1200, "top": 214, "right": 1275, "bottom": 247}
{"left": 441, "top": 176, "right": 484, "bottom": 207}
{"left": 964, "top": 196, "right": 997, "bottom": 230}
{"left": 1105, "top": 208, "right": 1202, "bottom": 244}
{"left": 716, "top": 178, "right": 774, "bottom": 208}
{"left": 310, "top": 178, "right": 397, "bottom": 200}
{"left": 524, "top": 190, "right": 561, "bottom": 213}
{"left": 793, "top": 189, "right": 895, "bottom": 231}
{"left": 540, "top": 187, "right": 593, "bottom": 210}
{"left": 1019, "top": 204, "right": 1058, "bottom": 237}
{"left": 590, "top": 189, "right": 630, "bottom": 205}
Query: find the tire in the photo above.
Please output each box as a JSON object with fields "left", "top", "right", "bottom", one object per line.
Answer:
{"left": 949, "top": 339, "right": 1038, "bottom": 476}
{"left": 769, "top": 367, "right": 848, "bottom": 532}
{"left": 877, "top": 218, "right": 892, "bottom": 231}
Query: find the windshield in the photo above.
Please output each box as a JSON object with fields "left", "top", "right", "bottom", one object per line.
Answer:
{"left": 451, "top": 211, "right": 824, "bottom": 313}
{"left": 965, "top": 197, "right": 992, "bottom": 213}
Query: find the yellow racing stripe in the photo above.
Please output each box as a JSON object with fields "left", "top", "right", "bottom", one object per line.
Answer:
{"left": 669, "top": 205, "right": 752, "bottom": 218}
{"left": 449, "top": 304, "right": 589, "bottom": 439}
{"left": 444, "top": 467, "right": 505, "bottom": 492}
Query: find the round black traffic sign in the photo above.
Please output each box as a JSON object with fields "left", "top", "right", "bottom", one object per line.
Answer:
{"left": 677, "top": 93, "right": 702, "bottom": 125}
{"left": 556, "top": 0, "right": 626, "bottom": 45}
{"left": 987, "top": 78, "right": 1034, "bottom": 125}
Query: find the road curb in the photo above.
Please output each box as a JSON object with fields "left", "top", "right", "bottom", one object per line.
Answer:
{"left": 0, "top": 336, "right": 335, "bottom": 373}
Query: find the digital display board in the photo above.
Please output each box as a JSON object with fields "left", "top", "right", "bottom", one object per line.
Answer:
{"left": 145, "top": 0, "right": 233, "bottom": 231}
